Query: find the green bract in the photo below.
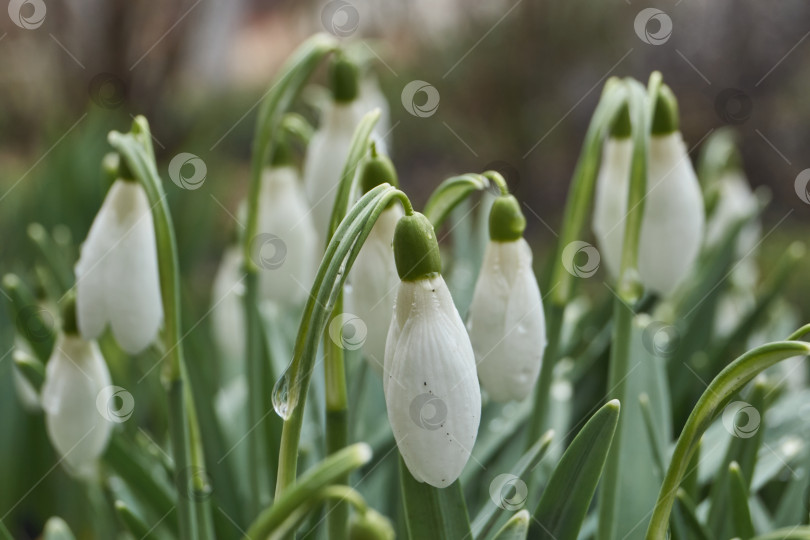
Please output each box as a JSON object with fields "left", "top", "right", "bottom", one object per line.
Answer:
{"left": 392, "top": 212, "right": 442, "bottom": 281}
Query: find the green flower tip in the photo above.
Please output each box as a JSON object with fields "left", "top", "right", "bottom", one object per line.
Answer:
{"left": 330, "top": 54, "right": 359, "bottom": 103}
{"left": 651, "top": 84, "right": 679, "bottom": 136}
{"left": 359, "top": 147, "right": 398, "bottom": 193}
{"left": 60, "top": 290, "right": 79, "bottom": 336}
{"left": 271, "top": 134, "right": 295, "bottom": 167}
{"left": 103, "top": 152, "right": 135, "bottom": 183}
{"left": 348, "top": 509, "right": 395, "bottom": 540}
{"left": 610, "top": 101, "right": 632, "bottom": 139}
{"left": 393, "top": 212, "right": 442, "bottom": 281}
{"left": 489, "top": 195, "right": 526, "bottom": 242}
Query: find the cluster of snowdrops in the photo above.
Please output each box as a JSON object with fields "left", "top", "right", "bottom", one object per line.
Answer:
{"left": 5, "top": 34, "right": 810, "bottom": 540}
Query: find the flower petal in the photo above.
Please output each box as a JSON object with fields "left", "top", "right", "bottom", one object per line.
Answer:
{"left": 592, "top": 138, "right": 633, "bottom": 279}
{"left": 384, "top": 276, "right": 480, "bottom": 488}
{"left": 41, "top": 334, "right": 113, "bottom": 479}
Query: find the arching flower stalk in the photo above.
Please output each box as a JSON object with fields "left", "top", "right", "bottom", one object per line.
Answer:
{"left": 592, "top": 85, "right": 705, "bottom": 296}
{"left": 350, "top": 145, "right": 403, "bottom": 373}
{"left": 41, "top": 296, "right": 113, "bottom": 479}
{"left": 467, "top": 191, "right": 547, "bottom": 402}
{"left": 385, "top": 212, "right": 481, "bottom": 488}
{"left": 304, "top": 54, "right": 362, "bottom": 243}
{"left": 74, "top": 162, "right": 162, "bottom": 354}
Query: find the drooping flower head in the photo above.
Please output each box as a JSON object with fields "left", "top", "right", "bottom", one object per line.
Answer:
{"left": 255, "top": 138, "right": 319, "bottom": 307}
{"left": 75, "top": 159, "right": 163, "bottom": 354}
{"left": 385, "top": 212, "right": 480, "bottom": 488}
{"left": 303, "top": 54, "right": 361, "bottom": 243}
{"left": 592, "top": 86, "right": 705, "bottom": 295}
{"left": 350, "top": 146, "right": 402, "bottom": 373}
{"left": 467, "top": 193, "right": 547, "bottom": 402}
{"left": 41, "top": 295, "right": 114, "bottom": 479}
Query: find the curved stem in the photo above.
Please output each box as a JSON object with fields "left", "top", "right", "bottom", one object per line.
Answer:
{"left": 110, "top": 117, "right": 214, "bottom": 540}
{"left": 481, "top": 170, "right": 509, "bottom": 195}
{"left": 423, "top": 173, "right": 489, "bottom": 227}
{"left": 645, "top": 340, "right": 810, "bottom": 539}
{"left": 275, "top": 187, "right": 412, "bottom": 495}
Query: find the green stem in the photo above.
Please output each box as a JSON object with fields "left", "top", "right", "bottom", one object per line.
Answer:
{"left": 524, "top": 302, "right": 563, "bottom": 448}
{"left": 645, "top": 340, "right": 810, "bottom": 539}
{"left": 325, "top": 295, "right": 349, "bottom": 540}
{"left": 109, "top": 117, "right": 211, "bottom": 540}
{"left": 275, "top": 187, "right": 411, "bottom": 495}
{"left": 247, "top": 444, "right": 372, "bottom": 540}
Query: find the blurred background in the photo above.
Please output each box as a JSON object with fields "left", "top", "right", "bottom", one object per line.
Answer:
{"left": 1, "top": 0, "right": 809, "bottom": 535}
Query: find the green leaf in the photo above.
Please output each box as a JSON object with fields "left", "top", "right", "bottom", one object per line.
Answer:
{"left": 471, "top": 430, "right": 554, "bottom": 539}
{"left": 0, "top": 521, "right": 13, "bottom": 540}
{"left": 423, "top": 174, "right": 489, "bottom": 228}
{"left": 530, "top": 400, "right": 621, "bottom": 540}
{"left": 42, "top": 517, "right": 76, "bottom": 540}
{"left": 645, "top": 339, "right": 810, "bottom": 540}
{"left": 399, "top": 457, "right": 472, "bottom": 540}
{"left": 670, "top": 490, "right": 713, "bottom": 540}
{"left": 246, "top": 443, "right": 373, "bottom": 539}
{"left": 750, "top": 528, "right": 810, "bottom": 540}
{"left": 114, "top": 501, "right": 160, "bottom": 540}
{"left": 728, "top": 462, "right": 755, "bottom": 540}
{"left": 2, "top": 273, "right": 55, "bottom": 362}
{"left": 491, "top": 510, "right": 530, "bottom": 540}
{"left": 707, "top": 378, "right": 767, "bottom": 537}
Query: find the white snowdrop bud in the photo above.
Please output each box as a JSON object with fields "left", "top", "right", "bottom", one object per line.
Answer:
{"left": 41, "top": 299, "right": 114, "bottom": 479}
{"left": 592, "top": 88, "right": 705, "bottom": 295}
{"left": 351, "top": 150, "right": 402, "bottom": 373}
{"left": 638, "top": 87, "right": 704, "bottom": 295}
{"left": 304, "top": 55, "right": 361, "bottom": 243}
{"left": 385, "top": 213, "right": 481, "bottom": 488}
{"left": 592, "top": 103, "right": 633, "bottom": 280}
{"left": 75, "top": 178, "right": 163, "bottom": 354}
{"left": 254, "top": 165, "right": 318, "bottom": 306}
{"left": 468, "top": 196, "right": 547, "bottom": 402}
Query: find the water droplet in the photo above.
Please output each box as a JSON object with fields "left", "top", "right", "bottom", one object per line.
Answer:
{"left": 272, "top": 369, "right": 295, "bottom": 420}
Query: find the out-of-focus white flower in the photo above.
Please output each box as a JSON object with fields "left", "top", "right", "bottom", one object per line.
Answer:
{"left": 75, "top": 179, "right": 163, "bottom": 354}
{"left": 256, "top": 166, "right": 319, "bottom": 306}
{"left": 593, "top": 137, "right": 633, "bottom": 279}
{"left": 384, "top": 213, "right": 480, "bottom": 488}
{"left": 468, "top": 238, "right": 546, "bottom": 402}
{"left": 304, "top": 55, "right": 361, "bottom": 243}
{"left": 41, "top": 332, "right": 113, "bottom": 479}
{"left": 705, "top": 169, "right": 761, "bottom": 288}
{"left": 592, "top": 89, "right": 705, "bottom": 296}
{"left": 352, "top": 204, "right": 403, "bottom": 372}
{"left": 637, "top": 131, "right": 705, "bottom": 295}
{"left": 211, "top": 244, "right": 246, "bottom": 380}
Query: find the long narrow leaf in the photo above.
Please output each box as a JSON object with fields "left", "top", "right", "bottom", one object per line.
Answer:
{"left": 400, "top": 457, "right": 472, "bottom": 540}
{"left": 530, "top": 400, "right": 621, "bottom": 540}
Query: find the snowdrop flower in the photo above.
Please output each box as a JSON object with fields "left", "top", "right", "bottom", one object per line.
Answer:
{"left": 41, "top": 299, "right": 113, "bottom": 479}
{"left": 75, "top": 176, "right": 162, "bottom": 354}
{"left": 303, "top": 55, "right": 361, "bottom": 242}
{"left": 467, "top": 195, "right": 547, "bottom": 402}
{"left": 384, "top": 212, "right": 481, "bottom": 488}
{"left": 592, "top": 87, "right": 705, "bottom": 295}
{"left": 255, "top": 157, "right": 318, "bottom": 306}
{"left": 592, "top": 104, "right": 633, "bottom": 279}
{"left": 351, "top": 148, "right": 402, "bottom": 373}
{"left": 638, "top": 86, "right": 705, "bottom": 295}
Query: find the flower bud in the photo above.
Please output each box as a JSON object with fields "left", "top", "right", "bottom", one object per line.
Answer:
{"left": 41, "top": 297, "right": 113, "bottom": 478}
{"left": 351, "top": 155, "right": 403, "bottom": 372}
{"left": 468, "top": 234, "right": 547, "bottom": 402}
{"left": 75, "top": 177, "right": 163, "bottom": 354}
{"left": 256, "top": 166, "right": 318, "bottom": 306}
